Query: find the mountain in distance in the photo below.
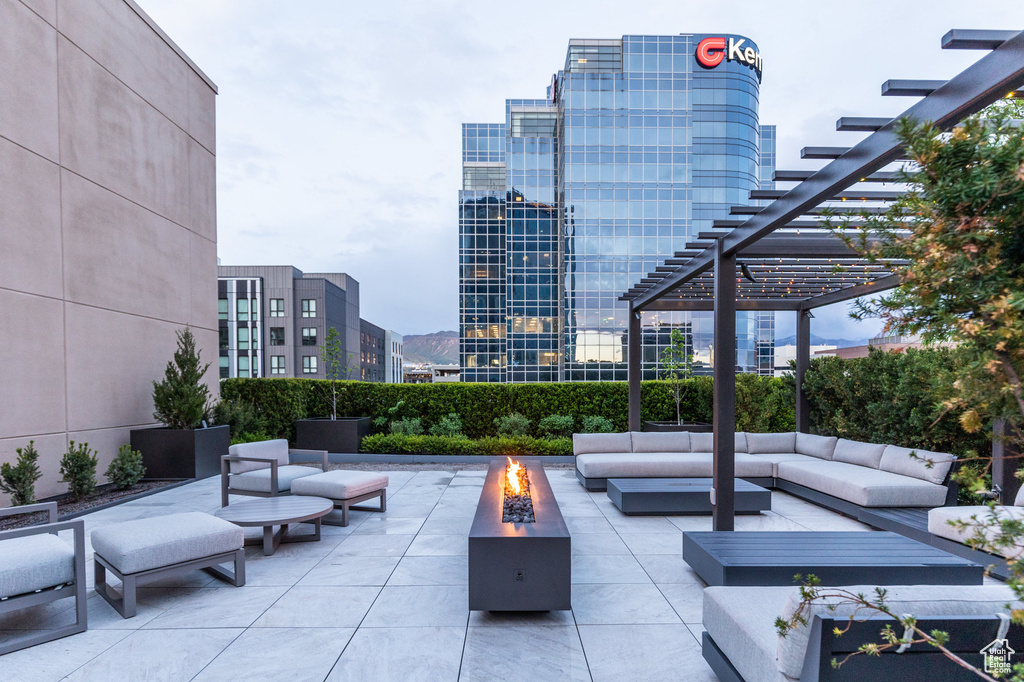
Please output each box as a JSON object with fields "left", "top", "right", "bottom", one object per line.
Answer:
{"left": 402, "top": 330, "right": 459, "bottom": 365}
{"left": 775, "top": 334, "right": 868, "bottom": 348}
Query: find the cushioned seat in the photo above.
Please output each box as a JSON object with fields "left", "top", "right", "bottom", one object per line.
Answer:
{"left": 928, "top": 505, "right": 1024, "bottom": 557}
{"left": 703, "top": 586, "right": 794, "bottom": 682}
{"left": 575, "top": 452, "right": 773, "bottom": 479}
{"left": 90, "top": 512, "right": 244, "bottom": 575}
{"left": 291, "top": 470, "right": 389, "bottom": 499}
{"left": 0, "top": 534, "right": 76, "bottom": 599}
{"left": 228, "top": 465, "right": 321, "bottom": 493}
{"left": 747, "top": 452, "right": 819, "bottom": 477}
{"left": 777, "top": 460, "right": 948, "bottom": 507}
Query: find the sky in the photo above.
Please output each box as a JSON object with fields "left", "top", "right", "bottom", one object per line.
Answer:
{"left": 138, "top": 0, "right": 1023, "bottom": 341}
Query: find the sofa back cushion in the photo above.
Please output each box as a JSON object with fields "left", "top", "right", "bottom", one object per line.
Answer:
{"left": 228, "top": 439, "right": 290, "bottom": 474}
{"left": 573, "top": 432, "right": 632, "bottom": 456}
{"left": 689, "top": 432, "right": 748, "bottom": 453}
{"left": 795, "top": 433, "right": 838, "bottom": 460}
{"left": 1017, "top": 484, "right": 1024, "bottom": 507}
{"left": 831, "top": 438, "right": 886, "bottom": 468}
{"left": 745, "top": 432, "right": 796, "bottom": 454}
{"left": 879, "top": 445, "right": 955, "bottom": 485}
{"left": 777, "top": 585, "right": 1019, "bottom": 679}
{"left": 630, "top": 431, "right": 689, "bottom": 453}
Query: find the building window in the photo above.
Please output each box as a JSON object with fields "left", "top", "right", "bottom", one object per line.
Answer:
{"left": 218, "top": 299, "right": 228, "bottom": 320}
{"left": 302, "top": 327, "right": 317, "bottom": 346}
{"left": 237, "top": 355, "right": 250, "bottom": 378}
{"left": 270, "top": 298, "right": 284, "bottom": 317}
{"left": 302, "top": 356, "right": 318, "bottom": 374}
{"left": 219, "top": 356, "right": 229, "bottom": 379}
{"left": 271, "top": 355, "right": 286, "bottom": 375}
{"left": 270, "top": 327, "right": 285, "bottom": 346}
{"left": 237, "top": 298, "right": 249, "bottom": 322}
{"left": 237, "top": 327, "right": 249, "bottom": 350}
{"left": 301, "top": 299, "right": 317, "bottom": 317}
{"left": 250, "top": 298, "right": 260, "bottom": 320}
{"left": 219, "top": 327, "right": 228, "bottom": 350}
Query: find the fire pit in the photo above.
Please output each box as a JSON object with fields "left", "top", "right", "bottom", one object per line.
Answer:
{"left": 468, "top": 457, "right": 571, "bottom": 611}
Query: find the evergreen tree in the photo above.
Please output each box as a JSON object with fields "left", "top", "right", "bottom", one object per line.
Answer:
{"left": 152, "top": 326, "right": 211, "bottom": 429}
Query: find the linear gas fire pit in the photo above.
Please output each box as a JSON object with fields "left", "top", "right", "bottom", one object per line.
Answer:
{"left": 468, "top": 457, "right": 571, "bottom": 611}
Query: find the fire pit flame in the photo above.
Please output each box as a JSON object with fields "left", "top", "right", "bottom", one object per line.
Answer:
{"left": 506, "top": 457, "right": 522, "bottom": 496}
{"left": 502, "top": 457, "right": 535, "bottom": 523}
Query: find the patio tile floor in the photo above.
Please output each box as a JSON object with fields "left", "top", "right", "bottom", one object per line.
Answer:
{"left": 0, "top": 466, "right": 876, "bottom": 681}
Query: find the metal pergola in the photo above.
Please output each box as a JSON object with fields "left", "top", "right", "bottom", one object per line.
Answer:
{"left": 619, "top": 29, "right": 1024, "bottom": 530}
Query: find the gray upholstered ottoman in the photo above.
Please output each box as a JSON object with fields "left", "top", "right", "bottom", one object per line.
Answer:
{"left": 291, "top": 470, "right": 388, "bottom": 526}
{"left": 91, "top": 512, "right": 245, "bottom": 618}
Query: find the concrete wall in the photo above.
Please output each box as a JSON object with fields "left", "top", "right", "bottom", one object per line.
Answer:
{"left": 0, "top": 0, "right": 218, "bottom": 503}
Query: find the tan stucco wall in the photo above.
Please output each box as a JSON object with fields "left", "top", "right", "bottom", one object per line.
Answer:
{"left": 0, "top": 0, "right": 218, "bottom": 502}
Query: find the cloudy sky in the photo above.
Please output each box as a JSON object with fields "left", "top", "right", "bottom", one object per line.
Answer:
{"left": 139, "top": 0, "right": 1022, "bottom": 341}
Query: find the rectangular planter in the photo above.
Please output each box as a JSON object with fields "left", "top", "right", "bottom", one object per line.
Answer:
{"left": 130, "top": 425, "right": 230, "bottom": 480}
{"left": 295, "top": 417, "right": 371, "bottom": 453}
{"left": 642, "top": 421, "right": 712, "bottom": 433}
{"left": 468, "top": 458, "right": 571, "bottom": 611}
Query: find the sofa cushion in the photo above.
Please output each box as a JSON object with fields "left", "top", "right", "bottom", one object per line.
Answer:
{"left": 576, "top": 452, "right": 773, "bottom": 479}
{"left": 879, "top": 445, "right": 955, "bottom": 485}
{"left": 689, "top": 432, "right": 748, "bottom": 453}
{"left": 831, "top": 438, "right": 886, "bottom": 468}
{"left": 703, "top": 586, "right": 794, "bottom": 682}
{"left": 746, "top": 432, "right": 796, "bottom": 454}
{"left": 795, "top": 433, "right": 838, "bottom": 460}
{"left": 0, "top": 534, "right": 76, "bottom": 599}
{"left": 630, "top": 431, "right": 690, "bottom": 453}
{"left": 777, "top": 460, "right": 948, "bottom": 507}
{"left": 1017, "top": 484, "right": 1024, "bottom": 507}
{"left": 229, "top": 465, "right": 321, "bottom": 493}
{"left": 292, "top": 470, "right": 389, "bottom": 499}
{"left": 748, "top": 452, "right": 820, "bottom": 477}
{"left": 90, "top": 512, "right": 243, "bottom": 575}
{"left": 778, "top": 584, "right": 1019, "bottom": 679}
{"left": 228, "top": 439, "right": 291, "bottom": 474}
{"left": 928, "top": 505, "right": 1024, "bottom": 557}
{"left": 572, "top": 432, "right": 632, "bottom": 456}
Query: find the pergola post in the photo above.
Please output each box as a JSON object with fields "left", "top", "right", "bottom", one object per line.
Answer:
{"left": 628, "top": 305, "right": 641, "bottom": 432}
{"left": 795, "top": 308, "right": 811, "bottom": 433}
{"left": 712, "top": 242, "right": 736, "bottom": 531}
{"left": 993, "top": 419, "right": 1021, "bottom": 504}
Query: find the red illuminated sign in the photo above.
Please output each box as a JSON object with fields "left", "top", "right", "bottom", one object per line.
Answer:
{"left": 695, "top": 37, "right": 727, "bottom": 68}
{"left": 695, "top": 36, "right": 762, "bottom": 81}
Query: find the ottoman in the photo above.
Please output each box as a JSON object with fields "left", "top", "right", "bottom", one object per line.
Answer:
{"left": 90, "top": 512, "right": 245, "bottom": 618}
{"left": 291, "top": 470, "right": 389, "bottom": 526}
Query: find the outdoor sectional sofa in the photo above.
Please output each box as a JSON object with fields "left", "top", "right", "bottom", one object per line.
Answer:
{"left": 573, "top": 431, "right": 958, "bottom": 510}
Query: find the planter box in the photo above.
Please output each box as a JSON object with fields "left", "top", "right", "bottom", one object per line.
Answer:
{"left": 130, "top": 425, "right": 230, "bottom": 480}
{"left": 642, "top": 421, "right": 712, "bottom": 433}
{"left": 469, "top": 458, "right": 571, "bottom": 611}
{"left": 295, "top": 417, "right": 371, "bottom": 454}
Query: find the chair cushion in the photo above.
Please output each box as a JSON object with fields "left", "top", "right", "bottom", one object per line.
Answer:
{"left": 703, "top": 586, "right": 794, "bottom": 682}
{"left": 689, "top": 432, "right": 748, "bottom": 453}
{"left": 879, "top": 445, "right": 955, "bottom": 485}
{"left": 778, "top": 584, "right": 1019, "bottom": 679}
{"left": 90, "top": 512, "right": 243, "bottom": 575}
{"left": 777, "top": 460, "right": 948, "bottom": 507}
{"left": 0, "top": 534, "right": 76, "bottom": 599}
{"left": 748, "top": 452, "right": 820, "bottom": 477}
{"left": 572, "top": 432, "right": 631, "bottom": 455}
{"left": 291, "top": 470, "right": 389, "bottom": 500}
{"left": 630, "top": 431, "right": 689, "bottom": 453}
{"left": 229, "top": 465, "right": 320, "bottom": 493}
{"left": 928, "top": 505, "right": 1024, "bottom": 557}
{"left": 831, "top": 438, "right": 886, "bottom": 468}
{"left": 228, "top": 439, "right": 291, "bottom": 474}
{"left": 746, "top": 432, "right": 797, "bottom": 454}
{"left": 576, "top": 452, "right": 773, "bottom": 479}
{"left": 795, "top": 433, "right": 837, "bottom": 460}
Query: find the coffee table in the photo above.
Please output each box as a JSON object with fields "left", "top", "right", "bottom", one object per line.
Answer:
{"left": 683, "top": 531, "right": 984, "bottom": 586}
{"left": 607, "top": 478, "right": 771, "bottom": 515}
{"left": 214, "top": 496, "right": 334, "bottom": 556}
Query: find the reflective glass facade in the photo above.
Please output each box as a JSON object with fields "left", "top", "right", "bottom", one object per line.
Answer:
{"left": 460, "top": 34, "right": 776, "bottom": 383}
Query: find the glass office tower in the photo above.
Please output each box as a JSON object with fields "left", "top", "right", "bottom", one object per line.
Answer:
{"left": 460, "top": 34, "right": 775, "bottom": 383}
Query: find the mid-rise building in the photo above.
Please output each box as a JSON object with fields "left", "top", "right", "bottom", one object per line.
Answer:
{"left": 459, "top": 33, "right": 776, "bottom": 383}
{"left": 384, "top": 331, "right": 404, "bottom": 383}
{"left": 360, "top": 319, "right": 386, "bottom": 382}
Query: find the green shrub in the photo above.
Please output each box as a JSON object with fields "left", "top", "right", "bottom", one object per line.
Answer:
{"left": 105, "top": 444, "right": 146, "bottom": 490}
{"left": 152, "top": 327, "right": 212, "bottom": 430}
{"left": 230, "top": 431, "right": 273, "bottom": 446}
{"left": 538, "top": 415, "right": 574, "bottom": 439}
{"left": 60, "top": 441, "right": 98, "bottom": 500}
{"left": 213, "top": 399, "right": 266, "bottom": 438}
{"left": 495, "top": 413, "right": 531, "bottom": 436}
{"left": 429, "top": 413, "right": 463, "bottom": 437}
{"left": 0, "top": 440, "right": 42, "bottom": 506}
{"left": 390, "top": 417, "right": 424, "bottom": 436}
{"left": 580, "top": 415, "right": 615, "bottom": 433}
{"left": 360, "top": 434, "right": 571, "bottom": 457}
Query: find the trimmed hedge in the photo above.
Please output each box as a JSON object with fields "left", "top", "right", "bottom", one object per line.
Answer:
{"left": 359, "top": 434, "right": 573, "bottom": 457}
{"left": 220, "top": 375, "right": 794, "bottom": 441}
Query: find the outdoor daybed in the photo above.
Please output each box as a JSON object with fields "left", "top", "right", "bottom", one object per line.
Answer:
{"left": 702, "top": 584, "right": 1020, "bottom": 682}
{"left": 573, "top": 432, "right": 958, "bottom": 509}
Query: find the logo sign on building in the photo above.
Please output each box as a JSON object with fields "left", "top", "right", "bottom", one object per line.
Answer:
{"left": 695, "top": 36, "right": 762, "bottom": 82}
{"left": 982, "top": 637, "right": 1015, "bottom": 676}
